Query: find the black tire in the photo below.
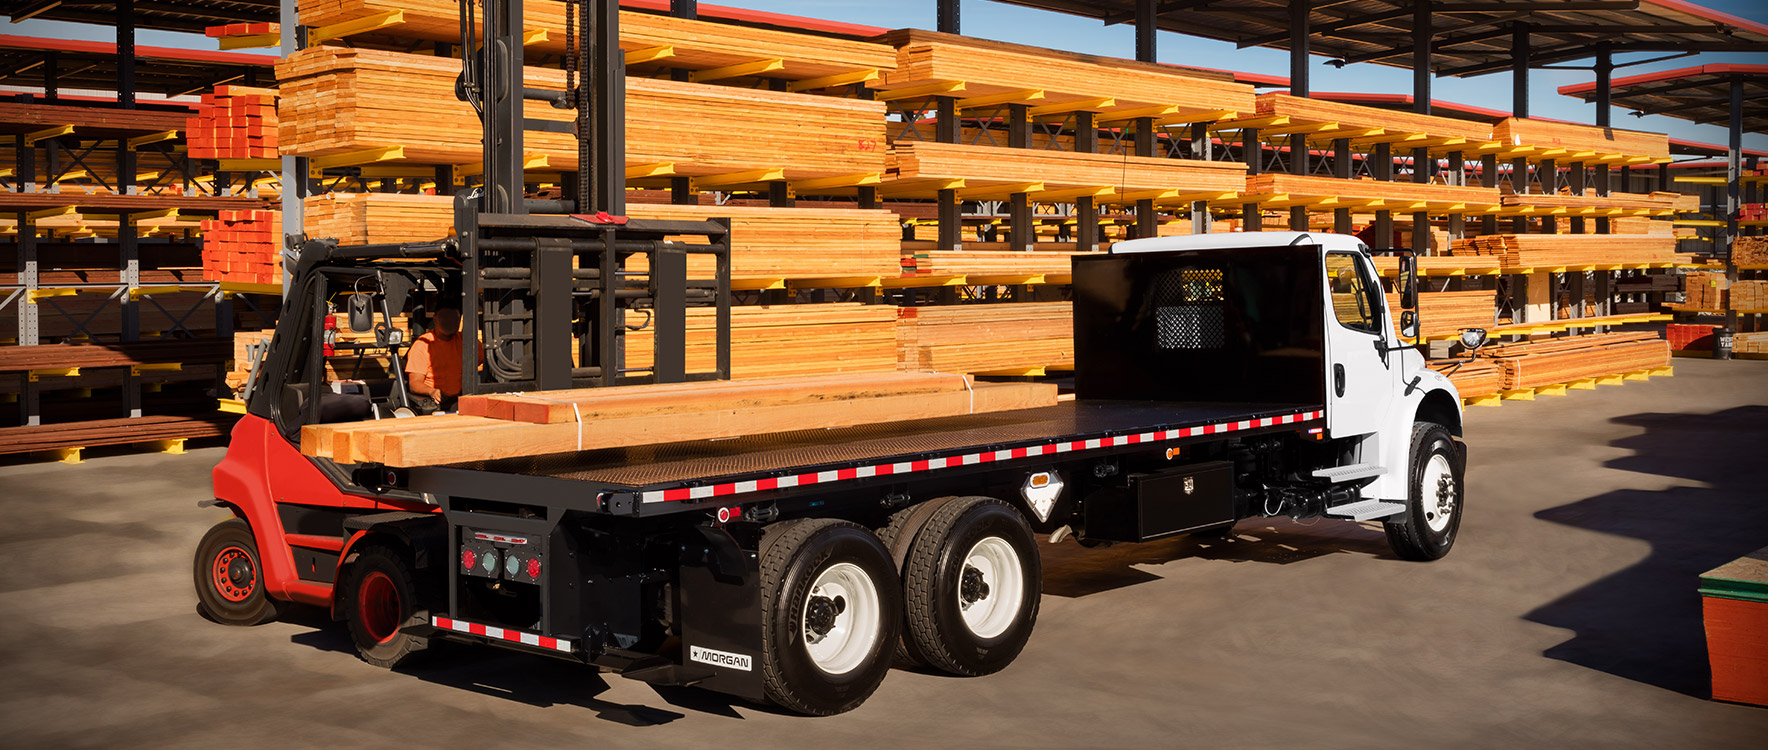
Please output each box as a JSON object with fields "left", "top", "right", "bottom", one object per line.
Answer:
{"left": 875, "top": 499, "right": 958, "bottom": 667}
{"left": 900, "top": 497, "right": 1041, "bottom": 676}
{"left": 1384, "top": 422, "right": 1465, "bottom": 561}
{"left": 342, "top": 544, "right": 431, "bottom": 668}
{"left": 194, "top": 517, "right": 281, "bottom": 626}
{"left": 759, "top": 518, "right": 901, "bottom": 716}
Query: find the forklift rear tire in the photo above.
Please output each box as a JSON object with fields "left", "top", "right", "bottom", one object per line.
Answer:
{"left": 1384, "top": 422, "right": 1464, "bottom": 562}
{"left": 900, "top": 497, "right": 1041, "bottom": 676}
{"left": 343, "top": 545, "right": 430, "bottom": 668}
{"left": 194, "top": 518, "right": 281, "bottom": 626}
{"left": 759, "top": 518, "right": 901, "bottom": 716}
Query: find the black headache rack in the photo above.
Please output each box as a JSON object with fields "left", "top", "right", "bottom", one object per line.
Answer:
{"left": 404, "top": 400, "right": 1326, "bottom": 519}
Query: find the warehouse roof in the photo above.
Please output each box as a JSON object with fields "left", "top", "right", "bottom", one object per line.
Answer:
{"left": 1559, "top": 63, "right": 1768, "bottom": 131}
{"left": 0, "top": 33, "right": 274, "bottom": 97}
{"left": 986, "top": 0, "right": 1768, "bottom": 76}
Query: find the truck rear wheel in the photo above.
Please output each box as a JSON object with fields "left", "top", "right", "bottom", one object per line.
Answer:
{"left": 1384, "top": 422, "right": 1464, "bottom": 561}
{"left": 900, "top": 497, "right": 1041, "bottom": 676}
{"left": 759, "top": 518, "right": 900, "bottom": 715}
{"left": 193, "top": 518, "right": 281, "bottom": 626}
{"left": 343, "top": 545, "right": 430, "bottom": 668}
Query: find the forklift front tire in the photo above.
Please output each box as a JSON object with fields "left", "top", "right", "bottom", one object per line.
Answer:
{"left": 194, "top": 518, "right": 282, "bottom": 626}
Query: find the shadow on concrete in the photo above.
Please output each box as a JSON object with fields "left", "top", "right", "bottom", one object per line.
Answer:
{"left": 1524, "top": 406, "right": 1768, "bottom": 697}
{"left": 1038, "top": 518, "right": 1391, "bottom": 599}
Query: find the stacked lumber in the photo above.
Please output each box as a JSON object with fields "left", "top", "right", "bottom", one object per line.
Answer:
{"left": 276, "top": 48, "right": 886, "bottom": 179}
{"left": 228, "top": 329, "right": 277, "bottom": 392}
{"left": 1732, "top": 280, "right": 1768, "bottom": 311}
{"left": 896, "top": 303, "right": 1073, "bottom": 373}
{"left": 1429, "top": 359, "right": 1503, "bottom": 400}
{"left": 901, "top": 247, "right": 1101, "bottom": 277}
{"left": 303, "top": 192, "right": 900, "bottom": 279}
{"left": 1682, "top": 272, "right": 1728, "bottom": 310}
{"left": 1498, "top": 190, "right": 1682, "bottom": 213}
{"left": 0, "top": 340, "right": 233, "bottom": 372}
{"left": 201, "top": 209, "right": 283, "bottom": 284}
{"left": 186, "top": 86, "right": 278, "bottom": 160}
{"left": 298, "top": 372, "right": 1058, "bottom": 466}
{"left": 1480, "top": 332, "right": 1670, "bottom": 390}
{"left": 1388, "top": 290, "right": 1494, "bottom": 339}
{"left": 1453, "top": 234, "right": 1681, "bottom": 267}
{"left": 1734, "top": 331, "right": 1768, "bottom": 356}
{"left": 1245, "top": 173, "right": 1499, "bottom": 207}
{"left": 0, "top": 415, "right": 236, "bottom": 455}
{"left": 296, "top": 1, "right": 897, "bottom": 83}
{"left": 0, "top": 364, "right": 220, "bottom": 396}
{"left": 0, "top": 210, "right": 202, "bottom": 241}
{"left": 1492, "top": 118, "right": 1670, "bottom": 160}
{"left": 873, "top": 30, "right": 1254, "bottom": 120}
{"left": 1735, "top": 236, "right": 1768, "bottom": 265}
{"left": 624, "top": 304, "right": 898, "bottom": 380}
{"left": 887, "top": 141, "right": 1245, "bottom": 198}
{"left": 1255, "top": 93, "right": 1492, "bottom": 142}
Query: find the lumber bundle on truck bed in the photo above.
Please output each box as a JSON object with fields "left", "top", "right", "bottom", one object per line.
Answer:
{"left": 276, "top": 48, "right": 886, "bottom": 179}
{"left": 624, "top": 304, "right": 899, "bottom": 380}
{"left": 1492, "top": 117, "right": 1669, "bottom": 160}
{"left": 1452, "top": 233, "right": 1682, "bottom": 267}
{"left": 303, "top": 193, "right": 901, "bottom": 279}
{"left": 896, "top": 302, "right": 1073, "bottom": 374}
{"left": 1481, "top": 331, "right": 1670, "bottom": 390}
{"left": 299, "top": 372, "right": 1057, "bottom": 466}
{"left": 886, "top": 141, "right": 1245, "bottom": 199}
{"left": 872, "top": 29, "right": 1254, "bottom": 120}
{"left": 1386, "top": 290, "right": 1495, "bottom": 339}
{"left": 1429, "top": 359, "right": 1503, "bottom": 400}
{"left": 1245, "top": 173, "right": 1499, "bottom": 207}
{"left": 1255, "top": 93, "right": 1492, "bottom": 142}
{"left": 296, "top": 1, "right": 897, "bottom": 82}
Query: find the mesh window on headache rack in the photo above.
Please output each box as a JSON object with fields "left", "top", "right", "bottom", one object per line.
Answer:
{"left": 1152, "top": 267, "right": 1225, "bottom": 349}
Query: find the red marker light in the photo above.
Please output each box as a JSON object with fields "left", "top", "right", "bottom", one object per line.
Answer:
{"left": 526, "top": 557, "right": 541, "bottom": 579}
{"left": 461, "top": 548, "right": 476, "bottom": 570}
{"left": 716, "top": 506, "right": 734, "bottom": 523}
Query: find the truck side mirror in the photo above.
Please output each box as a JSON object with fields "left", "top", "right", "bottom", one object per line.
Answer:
{"left": 1400, "top": 310, "right": 1420, "bottom": 341}
{"left": 1399, "top": 255, "right": 1419, "bottom": 310}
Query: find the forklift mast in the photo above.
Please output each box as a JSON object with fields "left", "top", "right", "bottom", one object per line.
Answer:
{"left": 450, "top": 0, "right": 730, "bottom": 394}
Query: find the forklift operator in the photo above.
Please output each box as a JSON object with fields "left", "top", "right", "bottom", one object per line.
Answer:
{"left": 405, "top": 303, "right": 475, "bottom": 412}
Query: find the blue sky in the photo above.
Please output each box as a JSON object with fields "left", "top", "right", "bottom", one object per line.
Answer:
{"left": 10, "top": 0, "right": 1767, "bottom": 151}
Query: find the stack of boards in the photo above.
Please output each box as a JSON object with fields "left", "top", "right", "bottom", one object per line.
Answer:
{"left": 303, "top": 192, "right": 901, "bottom": 279}
{"left": 1497, "top": 190, "right": 1684, "bottom": 213}
{"left": 1452, "top": 234, "right": 1681, "bottom": 267}
{"left": 1429, "top": 359, "right": 1503, "bottom": 400}
{"left": 1255, "top": 93, "right": 1493, "bottom": 142}
{"left": 624, "top": 304, "right": 899, "bottom": 380}
{"left": 1735, "top": 236, "right": 1768, "bottom": 266}
{"left": 1388, "top": 290, "right": 1495, "bottom": 339}
{"left": 900, "top": 245, "right": 1100, "bottom": 277}
{"left": 886, "top": 141, "right": 1246, "bottom": 199}
{"left": 896, "top": 303, "right": 1073, "bottom": 374}
{"left": 1245, "top": 173, "right": 1499, "bottom": 207}
{"left": 1480, "top": 332, "right": 1669, "bottom": 390}
{"left": 276, "top": 47, "right": 885, "bottom": 180}
{"left": 1492, "top": 118, "right": 1670, "bottom": 161}
{"left": 298, "top": 372, "right": 1057, "bottom": 467}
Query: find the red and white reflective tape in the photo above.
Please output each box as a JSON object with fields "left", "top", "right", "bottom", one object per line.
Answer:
{"left": 640, "top": 409, "right": 1324, "bottom": 504}
{"left": 472, "top": 532, "right": 529, "bottom": 545}
{"left": 432, "top": 616, "right": 573, "bottom": 653}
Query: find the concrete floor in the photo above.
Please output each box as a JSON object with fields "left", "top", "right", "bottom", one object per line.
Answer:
{"left": 2, "top": 359, "right": 1765, "bottom": 748}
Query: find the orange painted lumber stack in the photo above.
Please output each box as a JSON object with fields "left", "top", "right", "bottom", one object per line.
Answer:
{"left": 624, "top": 304, "right": 899, "bottom": 380}
{"left": 298, "top": 372, "right": 1058, "bottom": 466}
{"left": 1429, "top": 359, "right": 1503, "bottom": 400}
{"left": 1255, "top": 93, "right": 1492, "bottom": 142}
{"left": 1492, "top": 117, "right": 1670, "bottom": 160}
{"left": 201, "top": 209, "right": 283, "bottom": 284}
{"left": 1480, "top": 332, "right": 1669, "bottom": 390}
{"left": 276, "top": 47, "right": 886, "bottom": 179}
{"left": 896, "top": 303, "right": 1073, "bottom": 374}
{"left": 186, "top": 86, "right": 278, "bottom": 160}
{"left": 1245, "top": 173, "right": 1499, "bottom": 207}
{"left": 1453, "top": 234, "right": 1681, "bottom": 267}
{"left": 1388, "top": 290, "right": 1495, "bottom": 338}
{"left": 303, "top": 192, "right": 900, "bottom": 279}
{"left": 872, "top": 30, "right": 1254, "bottom": 121}
{"left": 296, "top": 1, "right": 897, "bottom": 83}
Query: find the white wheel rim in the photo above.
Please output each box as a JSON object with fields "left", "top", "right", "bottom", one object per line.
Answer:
{"left": 801, "top": 562, "right": 881, "bottom": 675}
{"left": 958, "top": 536, "right": 1025, "bottom": 640}
{"left": 1422, "top": 453, "right": 1456, "bottom": 533}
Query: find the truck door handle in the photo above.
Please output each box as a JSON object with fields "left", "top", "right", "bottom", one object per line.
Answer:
{"left": 1334, "top": 364, "right": 1346, "bottom": 397}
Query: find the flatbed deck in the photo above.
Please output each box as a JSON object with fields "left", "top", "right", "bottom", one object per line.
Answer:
{"left": 418, "top": 400, "right": 1324, "bottom": 516}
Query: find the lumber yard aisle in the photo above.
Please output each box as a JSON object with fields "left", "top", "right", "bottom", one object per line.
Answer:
{"left": 0, "top": 361, "right": 1763, "bottom": 745}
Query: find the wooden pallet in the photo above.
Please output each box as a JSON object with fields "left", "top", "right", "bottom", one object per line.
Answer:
{"left": 276, "top": 47, "right": 886, "bottom": 180}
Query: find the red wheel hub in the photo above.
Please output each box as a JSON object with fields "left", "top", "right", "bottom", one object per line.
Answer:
{"left": 357, "top": 571, "right": 402, "bottom": 645}
{"left": 211, "top": 546, "right": 255, "bottom": 603}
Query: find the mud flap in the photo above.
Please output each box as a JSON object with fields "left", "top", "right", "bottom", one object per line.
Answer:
{"left": 677, "top": 526, "right": 765, "bottom": 701}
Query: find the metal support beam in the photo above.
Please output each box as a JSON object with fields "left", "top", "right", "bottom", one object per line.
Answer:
{"left": 670, "top": 0, "right": 696, "bottom": 19}
{"left": 1594, "top": 42, "right": 1613, "bottom": 127}
{"left": 1413, "top": 0, "right": 1430, "bottom": 114}
{"left": 1374, "top": 141, "right": 1392, "bottom": 247}
{"left": 1078, "top": 112, "right": 1100, "bottom": 249}
{"left": 939, "top": 0, "right": 960, "bottom": 35}
{"left": 1289, "top": 0, "right": 1308, "bottom": 96}
{"left": 1333, "top": 137, "right": 1351, "bottom": 234}
{"left": 589, "top": 0, "right": 624, "bottom": 214}
{"left": 1135, "top": 117, "right": 1156, "bottom": 238}
{"left": 1191, "top": 121, "right": 1211, "bottom": 234}
{"left": 1512, "top": 22, "right": 1530, "bottom": 119}
{"left": 1137, "top": 0, "right": 1158, "bottom": 63}
{"left": 117, "top": 0, "right": 135, "bottom": 108}
{"left": 1723, "top": 76, "right": 1742, "bottom": 357}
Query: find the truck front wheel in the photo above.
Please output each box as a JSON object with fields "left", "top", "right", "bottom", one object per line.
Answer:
{"left": 193, "top": 517, "right": 281, "bottom": 626}
{"left": 900, "top": 497, "right": 1041, "bottom": 676}
{"left": 1384, "top": 422, "right": 1464, "bottom": 561}
{"left": 342, "top": 545, "right": 430, "bottom": 668}
{"left": 759, "top": 518, "right": 901, "bottom": 715}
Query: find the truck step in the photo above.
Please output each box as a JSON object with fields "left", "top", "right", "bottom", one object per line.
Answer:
{"left": 1323, "top": 499, "right": 1406, "bottom": 521}
{"left": 1312, "top": 462, "right": 1385, "bottom": 482}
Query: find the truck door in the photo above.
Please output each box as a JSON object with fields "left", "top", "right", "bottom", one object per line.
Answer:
{"left": 1321, "top": 250, "right": 1397, "bottom": 437}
